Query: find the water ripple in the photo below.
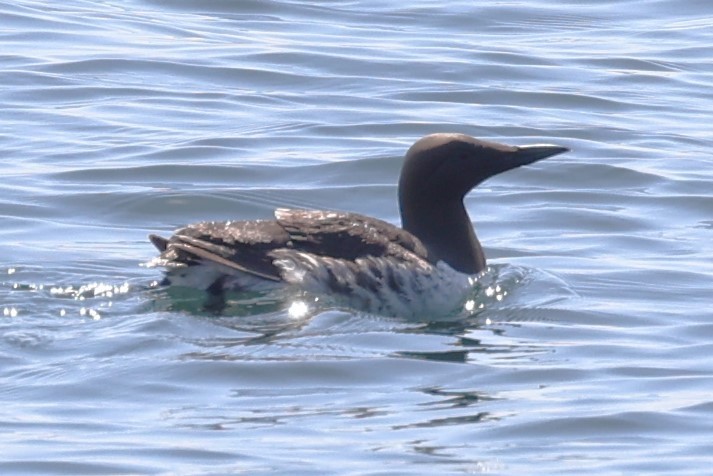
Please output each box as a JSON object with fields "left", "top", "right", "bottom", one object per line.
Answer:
{"left": 2, "top": 0, "right": 712, "bottom": 473}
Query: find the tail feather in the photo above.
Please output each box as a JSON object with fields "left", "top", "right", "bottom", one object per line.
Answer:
{"left": 149, "top": 234, "right": 169, "bottom": 252}
{"left": 163, "top": 235, "right": 282, "bottom": 283}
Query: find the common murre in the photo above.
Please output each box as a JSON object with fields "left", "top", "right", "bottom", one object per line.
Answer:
{"left": 148, "top": 133, "right": 568, "bottom": 316}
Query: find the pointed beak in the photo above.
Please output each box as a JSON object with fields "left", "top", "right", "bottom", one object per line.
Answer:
{"left": 510, "top": 144, "right": 570, "bottom": 167}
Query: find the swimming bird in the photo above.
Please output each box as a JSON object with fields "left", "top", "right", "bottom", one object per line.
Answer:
{"left": 149, "top": 133, "right": 568, "bottom": 316}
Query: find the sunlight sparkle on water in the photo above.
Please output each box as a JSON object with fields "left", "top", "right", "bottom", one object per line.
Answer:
{"left": 80, "top": 307, "right": 101, "bottom": 320}
{"left": 3, "top": 307, "right": 18, "bottom": 317}
{"left": 50, "top": 282, "right": 130, "bottom": 299}
{"left": 484, "top": 285, "right": 507, "bottom": 301}
{"left": 288, "top": 300, "right": 310, "bottom": 319}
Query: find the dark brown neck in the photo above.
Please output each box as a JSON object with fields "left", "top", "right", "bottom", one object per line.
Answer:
{"left": 400, "top": 197, "right": 486, "bottom": 275}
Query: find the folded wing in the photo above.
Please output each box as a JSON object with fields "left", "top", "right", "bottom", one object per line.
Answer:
{"left": 150, "top": 208, "right": 432, "bottom": 283}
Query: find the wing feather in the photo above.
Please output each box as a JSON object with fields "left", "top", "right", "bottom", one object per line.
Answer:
{"left": 152, "top": 220, "right": 289, "bottom": 280}
{"left": 151, "top": 209, "right": 431, "bottom": 284}
{"left": 274, "top": 208, "right": 429, "bottom": 263}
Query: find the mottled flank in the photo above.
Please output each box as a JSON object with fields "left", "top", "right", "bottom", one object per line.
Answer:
{"left": 272, "top": 251, "right": 471, "bottom": 317}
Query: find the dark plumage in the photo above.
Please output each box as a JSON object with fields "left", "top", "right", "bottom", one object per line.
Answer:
{"left": 150, "top": 209, "right": 428, "bottom": 281}
{"left": 149, "top": 133, "right": 568, "bottom": 315}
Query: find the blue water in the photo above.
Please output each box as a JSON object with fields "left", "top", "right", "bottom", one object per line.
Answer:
{"left": 2, "top": 0, "right": 712, "bottom": 474}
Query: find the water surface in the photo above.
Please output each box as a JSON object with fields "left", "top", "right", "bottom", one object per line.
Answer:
{"left": 2, "top": 0, "right": 712, "bottom": 474}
